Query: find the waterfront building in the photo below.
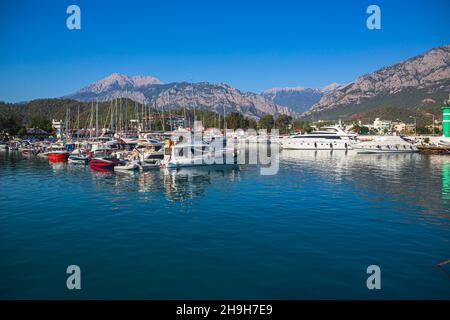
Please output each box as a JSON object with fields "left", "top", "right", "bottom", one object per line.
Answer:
{"left": 373, "top": 118, "right": 392, "bottom": 133}
{"left": 52, "top": 119, "right": 63, "bottom": 138}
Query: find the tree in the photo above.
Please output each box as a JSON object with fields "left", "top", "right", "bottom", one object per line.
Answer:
{"left": 360, "top": 126, "right": 370, "bottom": 135}
{"left": 29, "top": 115, "right": 53, "bottom": 132}
{"left": 275, "top": 114, "right": 292, "bottom": 134}
{"left": 292, "top": 119, "right": 312, "bottom": 133}
{"left": 352, "top": 123, "right": 361, "bottom": 134}
{"left": 225, "top": 112, "right": 245, "bottom": 130}
{"left": 259, "top": 115, "right": 274, "bottom": 131}
{"left": 0, "top": 114, "right": 24, "bottom": 135}
{"left": 245, "top": 117, "right": 258, "bottom": 130}
{"left": 417, "top": 126, "right": 431, "bottom": 135}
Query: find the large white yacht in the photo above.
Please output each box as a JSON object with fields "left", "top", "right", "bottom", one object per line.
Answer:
{"left": 279, "top": 126, "right": 356, "bottom": 150}
{"left": 353, "top": 136, "right": 419, "bottom": 154}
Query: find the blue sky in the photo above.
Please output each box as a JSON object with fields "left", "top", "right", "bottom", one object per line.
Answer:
{"left": 1, "top": 0, "right": 449, "bottom": 102}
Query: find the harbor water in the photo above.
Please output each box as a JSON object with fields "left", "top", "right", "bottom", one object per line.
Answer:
{"left": 0, "top": 150, "right": 449, "bottom": 299}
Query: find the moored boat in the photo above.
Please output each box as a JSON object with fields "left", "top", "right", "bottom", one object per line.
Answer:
{"left": 47, "top": 145, "right": 70, "bottom": 162}
{"left": 115, "top": 159, "right": 140, "bottom": 171}
{"left": 68, "top": 155, "right": 89, "bottom": 164}
{"left": 279, "top": 126, "right": 356, "bottom": 150}
{"left": 89, "top": 156, "right": 121, "bottom": 171}
{"left": 353, "top": 136, "right": 419, "bottom": 154}
{"left": 161, "top": 140, "right": 238, "bottom": 168}
{"left": 68, "top": 147, "right": 90, "bottom": 164}
{"left": 21, "top": 147, "right": 37, "bottom": 156}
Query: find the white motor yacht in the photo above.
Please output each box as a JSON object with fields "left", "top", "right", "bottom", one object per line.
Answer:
{"left": 161, "top": 141, "right": 238, "bottom": 168}
{"left": 353, "top": 136, "right": 419, "bottom": 153}
{"left": 279, "top": 126, "right": 356, "bottom": 150}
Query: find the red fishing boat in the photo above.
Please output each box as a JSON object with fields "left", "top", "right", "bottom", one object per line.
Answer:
{"left": 48, "top": 145, "right": 70, "bottom": 162}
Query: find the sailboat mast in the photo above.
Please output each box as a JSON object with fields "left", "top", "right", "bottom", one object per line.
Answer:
{"left": 77, "top": 105, "right": 80, "bottom": 140}
{"left": 95, "top": 101, "right": 99, "bottom": 137}
{"left": 110, "top": 100, "right": 114, "bottom": 133}
{"left": 89, "top": 102, "right": 93, "bottom": 139}
{"left": 161, "top": 103, "right": 165, "bottom": 132}
{"left": 125, "top": 98, "right": 128, "bottom": 136}
{"left": 149, "top": 101, "right": 152, "bottom": 132}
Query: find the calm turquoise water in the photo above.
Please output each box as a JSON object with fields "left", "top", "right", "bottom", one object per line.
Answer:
{"left": 0, "top": 150, "right": 449, "bottom": 299}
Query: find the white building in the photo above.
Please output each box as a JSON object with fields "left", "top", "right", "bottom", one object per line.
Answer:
{"left": 373, "top": 118, "right": 391, "bottom": 132}
{"left": 52, "top": 119, "right": 63, "bottom": 138}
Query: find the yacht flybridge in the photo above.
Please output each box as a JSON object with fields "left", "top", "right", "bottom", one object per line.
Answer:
{"left": 279, "top": 126, "right": 356, "bottom": 150}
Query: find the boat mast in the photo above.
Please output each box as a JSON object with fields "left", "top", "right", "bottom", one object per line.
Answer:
{"left": 89, "top": 102, "right": 94, "bottom": 140}
{"left": 119, "top": 97, "right": 122, "bottom": 135}
{"left": 95, "top": 100, "right": 99, "bottom": 138}
{"left": 125, "top": 98, "right": 128, "bottom": 137}
{"left": 161, "top": 102, "right": 165, "bottom": 132}
{"left": 77, "top": 105, "right": 80, "bottom": 141}
{"left": 110, "top": 100, "right": 114, "bottom": 134}
{"left": 149, "top": 101, "right": 152, "bottom": 132}
{"left": 65, "top": 107, "right": 69, "bottom": 140}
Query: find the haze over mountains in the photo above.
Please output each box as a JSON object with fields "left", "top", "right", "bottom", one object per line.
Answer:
{"left": 62, "top": 44, "right": 450, "bottom": 120}
{"left": 262, "top": 83, "right": 345, "bottom": 114}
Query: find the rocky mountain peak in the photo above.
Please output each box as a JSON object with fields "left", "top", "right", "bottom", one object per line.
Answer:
{"left": 302, "top": 44, "right": 450, "bottom": 118}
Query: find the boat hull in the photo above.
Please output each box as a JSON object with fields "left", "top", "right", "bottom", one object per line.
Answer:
{"left": 356, "top": 149, "right": 419, "bottom": 154}
{"left": 48, "top": 153, "right": 69, "bottom": 162}
{"left": 21, "top": 149, "right": 36, "bottom": 156}
{"left": 115, "top": 164, "right": 139, "bottom": 171}
{"left": 90, "top": 158, "right": 121, "bottom": 171}
{"left": 68, "top": 156, "right": 89, "bottom": 164}
{"left": 280, "top": 140, "right": 352, "bottom": 150}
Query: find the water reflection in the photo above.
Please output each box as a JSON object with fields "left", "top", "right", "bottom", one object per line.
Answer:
{"left": 444, "top": 162, "right": 450, "bottom": 201}
{"left": 161, "top": 166, "right": 240, "bottom": 202}
{"left": 2, "top": 151, "right": 449, "bottom": 216}
{"left": 280, "top": 149, "right": 450, "bottom": 218}
{"left": 429, "top": 157, "right": 450, "bottom": 201}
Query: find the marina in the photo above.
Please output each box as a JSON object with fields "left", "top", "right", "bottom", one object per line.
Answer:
{"left": 1, "top": 0, "right": 450, "bottom": 303}
{"left": 1, "top": 101, "right": 450, "bottom": 299}
{"left": 0, "top": 147, "right": 449, "bottom": 299}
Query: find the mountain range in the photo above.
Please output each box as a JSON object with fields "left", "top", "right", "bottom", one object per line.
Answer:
{"left": 302, "top": 44, "right": 450, "bottom": 119}
{"left": 63, "top": 44, "right": 450, "bottom": 120}
{"left": 65, "top": 74, "right": 291, "bottom": 119}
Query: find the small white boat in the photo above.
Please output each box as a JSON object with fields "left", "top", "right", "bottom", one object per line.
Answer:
{"left": 68, "top": 148, "right": 89, "bottom": 164}
{"left": 68, "top": 155, "right": 89, "bottom": 164}
{"left": 161, "top": 141, "right": 238, "bottom": 168}
{"left": 354, "top": 136, "right": 419, "bottom": 154}
{"left": 139, "top": 161, "right": 161, "bottom": 171}
{"left": 115, "top": 159, "right": 140, "bottom": 171}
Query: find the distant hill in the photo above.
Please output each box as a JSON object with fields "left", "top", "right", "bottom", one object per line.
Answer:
{"left": 0, "top": 98, "right": 257, "bottom": 130}
{"left": 0, "top": 99, "right": 120, "bottom": 124}
{"left": 65, "top": 73, "right": 292, "bottom": 119}
{"left": 350, "top": 105, "right": 443, "bottom": 127}
{"left": 302, "top": 45, "right": 450, "bottom": 120}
